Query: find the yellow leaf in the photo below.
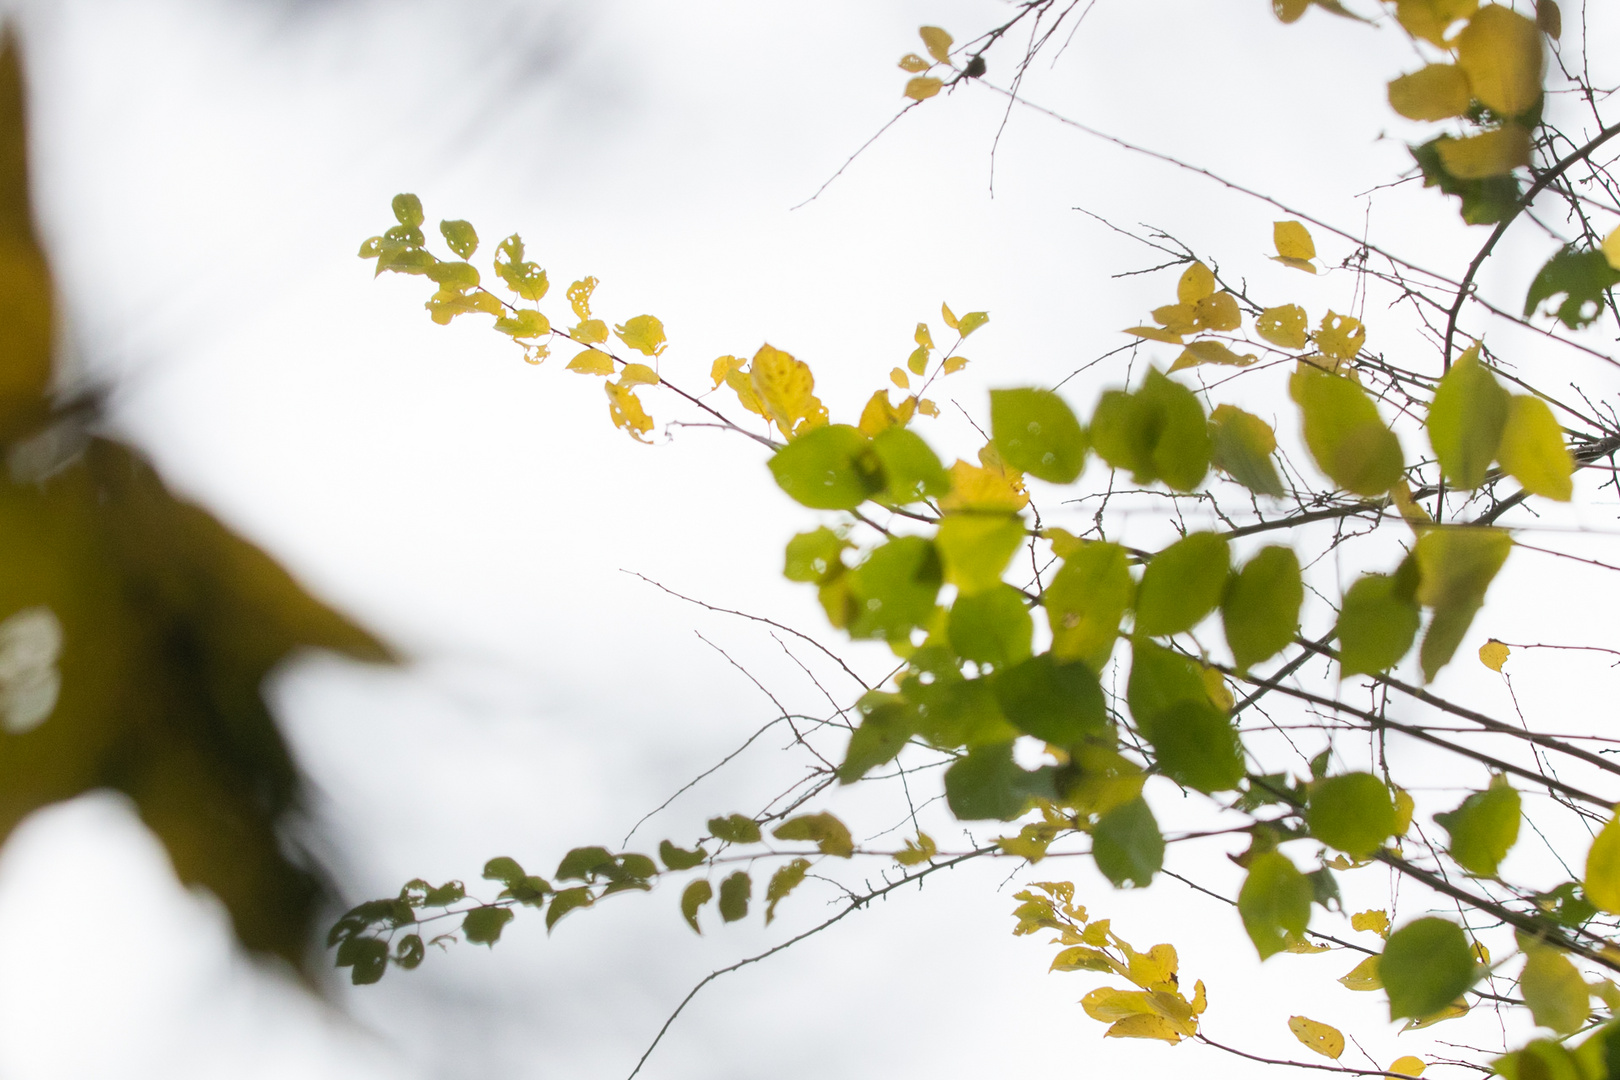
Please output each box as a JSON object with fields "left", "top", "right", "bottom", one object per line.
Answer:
{"left": 619, "top": 362, "right": 659, "bottom": 387}
{"left": 604, "top": 380, "right": 654, "bottom": 442}
{"left": 750, "top": 343, "right": 825, "bottom": 436}
{"left": 1193, "top": 292, "right": 1242, "bottom": 332}
{"left": 1436, "top": 125, "right": 1532, "bottom": 179}
{"left": 1103, "top": 1015, "right": 1186, "bottom": 1043}
{"left": 919, "top": 25, "right": 953, "bottom": 64}
{"left": 1403, "top": 1001, "right": 1469, "bottom": 1030}
{"left": 1288, "top": 1016, "right": 1344, "bottom": 1059}
{"left": 1313, "top": 311, "right": 1365, "bottom": 360}
{"left": 613, "top": 314, "right": 666, "bottom": 357}
{"left": 570, "top": 318, "right": 609, "bottom": 345}
{"left": 1473, "top": 941, "right": 1491, "bottom": 964}
{"left": 890, "top": 367, "right": 910, "bottom": 390}
{"left": 1274, "top": 221, "right": 1317, "bottom": 262}
{"left": 1390, "top": 1057, "right": 1427, "bottom": 1078}
{"left": 1479, "top": 638, "right": 1509, "bottom": 671}
{"left": 914, "top": 322, "right": 934, "bottom": 350}
{"left": 1284, "top": 936, "right": 1332, "bottom": 954}
{"left": 1125, "top": 942, "right": 1179, "bottom": 989}
{"left": 1201, "top": 667, "right": 1235, "bottom": 712}
{"left": 1603, "top": 225, "right": 1620, "bottom": 271}
{"left": 941, "top": 302, "right": 959, "bottom": 329}
{"left": 1339, "top": 955, "right": 1384, "bottom": 990}
{"left": 1126, "top": 326, "right": 1185, "bottom": 345}
{"left": 858, "top": 390, "right": 900, "bottom": 437}
{"left": 1456, "top": 5, "right": 1544, "bottom": 118}
{"left": 1177, "top": 262, "right": 1216, "bottom": 304}
{"left": 566, "top": 349, "right": 615, "bottom": 376}
{"left": 1256, "top": 304, "right": 1309, "bottom": 349}
{"left": 1273, "top": 256, "right": 1318, "bottom": 274}
{"left": 1498, "top": 394, "right": 1573, "bottom": 501}
{"left": 1351, "top": 909, "right": 1390, "bottom": 936}
{"left": 1388, "top": 64, "right": 1473, "bottom": 121}
{"left": 1153, "top": 302, "right": 1199, "bottom": 335}
{"left": 939, "top": 459, "right": 1028, "bottom": 513}
{"left": 1585, "top": 813, "right": 1620, "bottom": 913}
{"left": 899, "top": 53, "right": 930, "bottom": 73}
{"left": 1042, "top": 527, "right": 1084, "bottom": 560}
{"left": 907, "top": 345, "right": 929, "bottom": 375}
{"left": 724, "top": 366, "right": 769, "bottom": 419}
{"left": 711, "top": 354, "right": 743, "bottom": 389}
{"left": 1391, "top": 479, "right": 1434, "bottom": 526}
{"left": 894, "top": 832, "right": 936, "bottom": 866}
{"left": 1274, "top": 0, "right": 1309, "bottom": 21}
{"left": 1536, "top": 0, "right": 1560, "bottom": 38}
{"left": 1169, "top": 339, "right": 1257, "bottom": 372}
{"left": 1396, "top": 0, "right": 1479, "bottom": 46}
{"left": 917, "top": 398, "right": 939, "bottom": 417}
{"left": 904, "top": 76, "right": 942, "bottom": 101}
{"left": 567, "top": 276, "right": 597, "bottom": 321}
{"left": 1394, "top": 786, "right": 1415, "bottom": 835}
{"left": 943, "top": 355, "right": 970, "bottom": 374}
{"left": 957, "top": 311, "right": 989, "bottom": 336}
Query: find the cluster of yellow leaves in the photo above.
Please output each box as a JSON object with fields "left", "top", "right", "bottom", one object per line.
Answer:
{"left": 861, "top": 301, "right": 985, "bottom": 437}
{"left": 900, "top": 26, "right": 953, "bottom": 101}
{"left": 1013, "top": 882, "right": 1207, "bottom": 1044}
{"left": 711, "top": 344, "right": 828, "bottom": 440}
{"left": 1384, "top": 3, "right": 1550, "bottom": 179}
{"left": 551, "top": 278, "right": 671, "bottom": 442}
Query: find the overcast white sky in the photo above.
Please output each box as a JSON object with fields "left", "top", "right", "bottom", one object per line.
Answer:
{"left": 0, "top": 1, "right": 1616, "bottom": 1079}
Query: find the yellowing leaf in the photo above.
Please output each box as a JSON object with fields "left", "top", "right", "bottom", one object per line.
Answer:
{"left": 890, "top": 367, "right": 910, "bottom": 390}
{"left": 1521, "top": 946, "right": 1591, "bottom": 1034}
{"left": 604, "top": 381, "right": 653, "bottom": 442}
{"left": 1285, "top": 937, "right": 1331, "bottom": 954}
{"left": 1126, "top": 325, "right": 1185, "bottom": 345}
{"left": 1153, "top": 302, "right": 1199, "bottom": 335}
{"left": 1314, "top": 311, "right": 1366, "bottom": 360}
{"left": 1396, "top": 0, "right": 1479, "bottom": 46}
{"left": 941, "top": 302, "right": 959, "bottom": 329}
{"left": 570, "top": 318, "right": 609, "bottom": 345}
{"left": 1103, "top": 1014, "right": 1186, "bottom": 1043}
{"left": 943, "top": 355, "right": 970, "bottom": 374}
{"left": 750, "top": 343, "right": 827, "bottom": 437}
{"left": 919, "top": 25, "right": 953, "bottom": 63}
{"left": 1394, "top": 787, "right": 1416, "bottom": 836}
{"left": 614, "top": 314, "right": 666, "bottom": 357}
{"left": 939, "top": 459, "right": 1028, "bottom": 513}
{"left": 1456, "top": 5, "right": 1544, "bottom": 119}
{"left": 711, "top": 354, "right": 744, "bottom": 389}
{"left": 894, "top": 832, "right": 936, "bottom": 866}
{"left": 1584, "top": 813, "right": 1620, "bottom": 914}
{"left": 907, "top": 345, "right": 929, "bottom": 375}
{"left": 904, "top": 76, "right": 943, "bottom": 101}
{"left": 1177, "top": 262, "right": 1216, "bottom": 304}
{"left": 1390, "top": 1057, "right": 1428, "bottom": 1078}
{"left": 958, "top": 310, "right": 989, "bottom": 336}
{"left": 619, "top": 363, "right": 659, "bottom": 387}
{"left": 899, "top": 53, "right": 930, "bottom": 73}
{"left": 1288, "top": 1016, "right": 1344, "bottom": 1060}
{"left": 567, "top": 276, "right": 597, "bottom": 321}
{"left": 914, "top": 322, "right": 934, "bottom": 350}
{"left": 1274, "top": 221, "right": 1317, "bottom": 262}
{"left": 1388, "top": 64, "right": 1473, "bottom": 121}
{"left": 1479, "top": 638, "right": 1509, "bottom": 671}
{"left": 1257, "top": 304, "right": 1309, "bottom": 349}
{"left": 1339, "top": 955, "right": 1384, "bottom": 990}
{"left": 1498, "top": 394, "right": 1573, "bottom": 501}
{"left": 1436, "top": 125, "right": 1532, "bottom": 179}
{"left": 916, "top": 398, "right": 939, "bottom": 418}
{"left": 1168, "top": 340, "right": 1257, "bottom": 372}
{"left": 566, "top": 349, "right": 615, "bottom": 376}
{"left": 1604, "top": 225, "right": 1620, "bottom": 271}
{"left": 1352, "top": 909, "right": 1391, "bottom": 936}
{"left": 1402, "top": 1001, "right": 1469, "bottom": 1031}
{"left": 858, "top": 390, "right": 900, "bottom": 437}
{"left": 1193, "top": 292, "right": 1242, "bottom": 332}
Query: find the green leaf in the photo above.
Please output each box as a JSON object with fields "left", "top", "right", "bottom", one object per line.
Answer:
{"left": 990, "top": 388, "right": 1088, "bottom": 483}
{"left": 1135, "top": 531, "right": 1230, "bottom": 637}
{"left": 424, "top": 260, "right": 480, "bottom": 291}
{"left": 1415, "top": 527, "right": 1513, "bottom": 681}
{"left": 707, "top": 814, "right": 763, "bottom": 844}
{"left": 773, "top": 812, "right": 855, "bottom": 857}
{"left": 392, "top": 193, "right": 425, "bottom": 228}
{"left": 423, "top": 881, "right": 465, "bottom": 907}
{"left": 1524, "top": 245, "right": 1620, "bottom": 329}
{"left": 1434, "top": 775, "right": 1521, "bottom": 876}
{"left": 439, "top": 219, "right": 478, "bottom": 259}
{"left": 555, "top": 846, "right": 614, "bottom": 881}
{"left": 871, "top": 427, "right": 949, "bottom": 504}
{"left": 493, "top": 309, "right": 550, "bottom": 339}
{"left": 846, "top": 536, "right": 943, "bottom": 641}
{"left": 991, "top": 652, "right": 1107, "bottom": 746}
{"left": 1336, "top": 573, "right": 1421, "bottom": 677}
{"left": 1499, "top": 395, "right": 1574, "bottom": 501}
{"left": 1090, "top": 369, "right": 1210, "bottom": 491}
{"left": 463, "top": 906, "right": 516, "bottom": 946}
{"left": 1428, "top": 345, "right": 1510, "bottom": 489}
{"left": 1534, "top": 882, "right": 1597, "bottom": 929}
{"left": 394, "top": 933, "right": 425, "bottom": 970}
{"left": 1127, "top": 639, "right": 1245, "bottom": 793}
{"left": 659, "top": 840, "right": 706, "bottom": 871}
{"left": 1210, "top": 404, "right": 1285, "bottom": 497}
{"left": 837, "top": 693, "right": 914, "bottom": 782}
{"left": 948, "top": 584, "right": 1033, "bottom": 671}
{"left": 1412, "top": 137, "right": 1522, "bottom": 225}
{"left": 1238, "top": 851, "right": 1312, "bottom": 959}
{"left": 957, "top": 310, "right": 989, "bottom": 336}
{"left": 1091, "top": 797, "right": 1164, "bottom": 888}
{"left": 1290, "top": 366, "right": 1404, "bottom": 496}
{"left": 784, "top": 527, "right": 848, "bottom": 584}
{"left": 717, "top": 871, "right": 751, "bottom": 922}
{"left": 898, "top": 656, "right": 1016, "bottom": 749}
{"left": 1307, "top": 772, "right": 1397, "bottom": 858}
{"left": 1044, "top": 541, "right": 1133, "bottom": 669}
{"left": 680, "top": 879, "right": 712, "bottom": 933}
{"left": 344, "top": 937, "right": 389, "bottom": 984}
{"left": 545, "top": 887, "right": 592, "bottom": 932}
{"left": 1583, "top": 813, "right": 1620, "bottom": 913}
{"left": 1521, "top": 946, "right": 1590, "bottom": 1034}
{"left": 1380, "top": 917, "right": 1475, "bottom": 1019}
{"left": 768, "top": 425, "right": 884, "bottom": 510}
{"left": 1221, "top": 546, "right": 1303, "bottom": 669}
{"left": 935, "top": 513, "right": 1026, "bottom": 595}
{"left": 482, "top": 856, "right": 526, "bottom": 885}
{"left": 944, "top": 742, "right": 1054, "bottom": 821}
{"left": 764, "top": 859, "right": 811, "bottom": 923}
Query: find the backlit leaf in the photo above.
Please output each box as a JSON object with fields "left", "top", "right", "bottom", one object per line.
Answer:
{"left": 751, "top": 343, "right": 827, "bottom": 436}
{"left": 1092, "top": 797, "right": 1164, "bottom": 888}
{"left": 1436, "top": 125, "right": 1532, "bottom": 179}
{"left": 1178, "top": 262, "right": 1216, "bottom": 303}
{"left": 1135, "top": 532, "right": 1230, "bottom": 637}
{"left": 1169, "top": 340, "right": 1255, "bottom": 372}
{"left": 1435, "top": 774, "right": 1520, "bottom": 876}
{"left": 935, "top": 513, "right": 1025, "bottom": 595}
{"left": 1290, "top": 365, "right": 1404, "bottom": 496}
{"left": 1499, "top": 395, "right": 1573, "bottom": 500}
{"left": 614, "top": 315, "right": 666, "bottom": 357}
{"left": 1313, "top": 311, "right": 1365, "bottom": 360}
{"left": 1391, "top": 1057, "right": 1427, "bottom": 1078}
{"left": 846, "top": 536, "right": 943, "bottom": 641}
{"left": 1521, "top": 948, "right": 1589, "bottom": 1033}
{"left": 899, "top": 53, "right": 929, "bottom": 73}
{"left": 940, "top": 458, "right": 1028, "bottom": 512}
{"left": 904, "top": 77, "right": 942, "bottom": 101}
{"left": 990, "top": 389, "right": 1087, "bottom": 484}
{"left": 1209, "top": 405, "right": 1284, "bottom": 497}
{"left": 1127, "top": 640, "right": 1244, "bottom": 793}
{"left": 1256, "top": 304, "right": 1309, "bottom": 349}
{"left": 1381, "top": 917, "right": 1475, "bottom": 1019}
{"left": 1428, "top": 344, "right": 1510, "bottom": 489}
{"left": 604, "top": 381, "right": 654, "bottom": 442}
{"left": 1352, "top": 909, "right": 1391, "bottom": 936}
{"left": 1340, "top": 955, "right": 1384, "bottom": 990}
{"left": 1414, "top": 526, "right": 1512, "bottom": 680}
{"left": 1583, "top": 813, "right": 1620, "bottom": 913}
{"left": 566, "top": 349, "right": 614, "bottom": 376}
{"left": 768, "top": 424, "right": 882, "bottom": 510}
{"left": 1045, "top": 541, "right": 1133, "bottom": 669}
{"left": 1222, "top": 546, "right": 1303, "bottom": 669}
{"left": 944, "top": 741, "right": 1053, "bottom": 821}
{"left": 958, "top": 310, "right": 989, "bottom": 336}
{"left": 919, "top": 25, "right": 953, "bottom": 63}
{"left": 948, "top": 585, "right": 1033, "bottom": 671}
{"left": 773, "top": 812, "right": 854, "bottom": 858}
{"left": 1337, "top": 572, "right": 1421, "bottom": 676}
{"left": 1396, "top": 0, "right": 1478, "bottom": 45}
{"left": 1524, "top": 246, "right": 1620, "bottom": 330}
{"left": 784, "top": 527, "right": 848, "bottom": 584}
{"left": 1456, "top": 5, "right": 1544, "bottom": 118}
{"left": 1288, "top": 1016, "right": 1344, "bottom": 1060}
{"left": 1479, "top": 638, "right": 1509, "bottom": 671}
{"left": 991, "top": 652, "right": 1107, "bottom": 746}
{"left": 871, "top": 426, "right": 949, "bottom": 505}
{"left": 1307, "top": 772, "right": 1397, "bottom": 857}
{"left": 837, "top": 694, "right": 912, "bottom": 783}
{"left": 1412, "top": 135, "right": 1522, "bottom": 225}
{"left": 1274, "top": 221, "right": 1316, "bottom": 262}
{"left": 764, "top": 859, "right": 811, "bottom": 923}
{"left": 1388, "top": 64, "right": 1473, "bottom": 120}
{"left": 439, "top": 219, "right": 477, "bottom": 259}
{"left": 1090, "top": 369, "right": 1210, "bottom": 491}
{"left": 1239, "top": 851, "right": 1312, "bottom": 959}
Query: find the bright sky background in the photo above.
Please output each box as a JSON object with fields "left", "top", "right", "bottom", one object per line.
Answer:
{"left": 0, "top": 1, "right": 1615, "bottom": 1078}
